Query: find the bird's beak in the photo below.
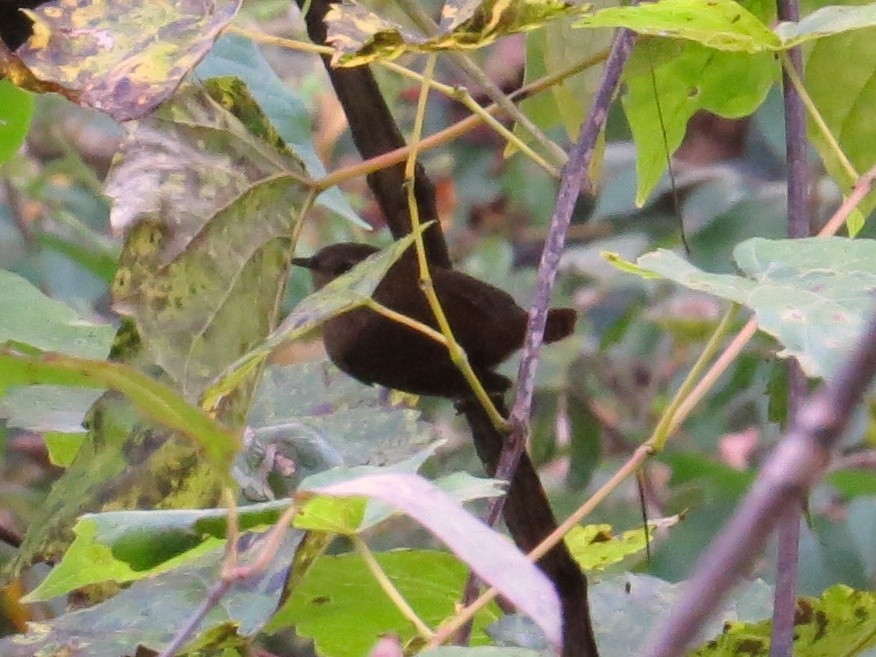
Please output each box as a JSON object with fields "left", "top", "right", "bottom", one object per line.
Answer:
{"left": 291, "top": 256, "right": 314, "bottom": 269}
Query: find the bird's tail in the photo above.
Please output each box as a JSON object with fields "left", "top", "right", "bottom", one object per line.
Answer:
{"left": 544, "top": 308, "right": 577, "bottom": 343}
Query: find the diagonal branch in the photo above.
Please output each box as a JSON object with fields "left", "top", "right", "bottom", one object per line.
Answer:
{"left": 641, "top": 307, "right": 876, "bottom": 657}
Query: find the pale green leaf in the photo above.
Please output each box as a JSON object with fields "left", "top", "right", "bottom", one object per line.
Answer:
{"left": 574, "top": 0, "right": 780, "bottom": 52}
{"left": 635, "top": 237, "right": 876, "bottom": 379}
{"left": 806, "top": 23, "right": 876, "bottom": 219}
{"left": 777, "top": 2, "right": 876, "bottom": 46}
{"left": 1, "top": 531, "right": 300, "bottom": 657}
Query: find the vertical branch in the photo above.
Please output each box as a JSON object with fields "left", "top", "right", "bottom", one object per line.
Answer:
{"left": 510, "top": 29, "right": 637, "bottom": 429}
{"left": 294, "top": 0, "right": 451, "bottom": 269}
{"left": 774, "top": 0, "right": 810, "bottom": 653}
{"left": 292, "top": 2, "right": 599, "bottom": 653}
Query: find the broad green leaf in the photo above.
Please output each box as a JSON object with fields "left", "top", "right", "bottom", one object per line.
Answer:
{"left": 633, "top": 237, "right": 876, "bottom": 379}
{"left": 296, "top": 462, "right": 504, "bottom": 534}
{"left": 565, "top": 516, "right": 681, "bottom": 571}
{"left": 43, "top": 431, "right": 86, "bottom": 467}
{"left": 622, "top": 38, "right": 776, "bottom": 205}
{"left": 306, "top": 472, "right": 562, "bottom": 648}
{"left": 8, "top": 0, "right": 240, "bottom": 120}
{"left": 0, "top": 269, "right": 113, "bottom": 358}
{"left": 0, "top": 531, "right": 301, "bottom": 657}
{"left": 325, "top": 0, "right": 591, "bottom": 66}
{"left": 690, "top": 585, "right": 876, "bottom": 657}
{"left": 806, "top": 22, "right": 876, "bottom": 219}
{"left": 270, "top": 550, "right": 502, "bottom": 656}
{"left": 0, "top": 80, "right": 33, "bottom": 163}
{"left": 196, "top": 33, "right": 366, "bottom": 228}
{"left": 108, "top": 80, "right": 311, "bottom": 406}
{"left": 4, "top": 320, "right": 229, "bottom": 578}
{"left": 574, "top": 0, "right": 780, "bottom": 52}
{"left": 23, "top": 500, "right": 296, "bottom": 601}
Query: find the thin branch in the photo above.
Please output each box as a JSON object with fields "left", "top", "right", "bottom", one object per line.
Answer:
{"left": 403, "top": 55, "right": 509, "bottom": 431}
{"left": 229, "top": 25, "right": 558, "bottom": 177}
{"left": 773, "top": 1, "right": 809, "bottom": 652}
{"left": 394, "top": 0, "right": 568, "bottom": 169}
{"left": 157, "top": 498, "right": 300, "bottom": 657}
{"left": 313, "top": 49, "right": 610, "bottom": 192}
{"left": 640, "top": 307, "right": 876, "bottom": 657}
{"left": 510, "top": 29, "right": 637, "bottom": 432}
{"left": 779, "top": 51, "right": 858, "bottom": 184}
{"left": 354, "top": 536, "right": 434, "bottom": 639}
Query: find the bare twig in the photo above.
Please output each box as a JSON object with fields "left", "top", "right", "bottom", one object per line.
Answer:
{"left": 773, "top": 0, "right": 809, "bottom": 651}
{"left": 510, "top": 28, "right": 637, "bottom": 429}
{"left": 394, "top": 0, "right": 569, "bottom": 169}
{"left": 156, "top": 498, "right": 299, "bottom": 657}
{"left": 640, "top": 309, "right": 876, "bottom": 657}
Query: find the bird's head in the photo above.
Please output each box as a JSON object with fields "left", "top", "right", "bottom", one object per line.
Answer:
{"left": 292, "top": 243, "right": 380, "bottom": 290}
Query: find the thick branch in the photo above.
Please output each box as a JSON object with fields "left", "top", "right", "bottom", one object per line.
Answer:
{"left": 294, "top": 0, "right": 451, "bottom": 269}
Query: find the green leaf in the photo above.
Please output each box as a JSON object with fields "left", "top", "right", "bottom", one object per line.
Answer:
{"left": 11, "top": 0, "right": 241, "bottom": 120}
{"left": 43, "top": 431, "right": 86, "bottom": 467}
{"left": 827, "top": 469, "right": 876, "bottom": 498}
{"left": 520, "top": 4, "right": 616, "bottom": 142}
{"left": 0, "top": 80, "right": 34, "bottom": 163}
{"left": 591, "top": 574, "right": 774, "bottom": 655}
{"left": 1, "top": 531, "right": 301, "bottom": 657}
{"left": 1, "top": 385, "right": 101, "bottom": 432}
{"left": 196, "top": 33, "right": 366, "bottom": 228}
{"left": 575, "top": 0, "right": 780, "bottom": 52}
{"left": 236, "top": 359, "right": 434, "bottom": 499}
{"left": 108, "top": 80, "right": 311, "bottom": 404}
{"left": 23, "top": 499, "right": 297, "bottom": 601}
{"left": 622, "top": 38, "right": 776, "bottom": 205}
{"left": 689, "top": 585, "right": 876, "bottom": 657}
{"left": 806, "top": 21, "right": 876, "bottom": 218}
{"left": 0, "top": 270, "right": 113, "bottom": 358}
{"left": 634, "top": 237, "right": 876, "bottom": 379}
{"left": 306, "top": 472, "right": 562, "bottom": 648}
{"left": 325, "top": 0, "right": 591, "bottom": 66}
{"left": 565, "top": 516, "right": 681, "bottom": 571}
{"left": 296, "top": 460, "right": 504, "bottom": 533}
{"left": 270, "top": 550, "right": 502, "bottom": 656}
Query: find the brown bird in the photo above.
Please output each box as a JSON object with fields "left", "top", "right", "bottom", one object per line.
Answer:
{"left": 293, "top": 243, "right": 577, "bottom": 398}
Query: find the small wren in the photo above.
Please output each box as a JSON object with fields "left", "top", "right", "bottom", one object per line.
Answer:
{"left": 293, "top": 243, "right": 577, "bottom": 398}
